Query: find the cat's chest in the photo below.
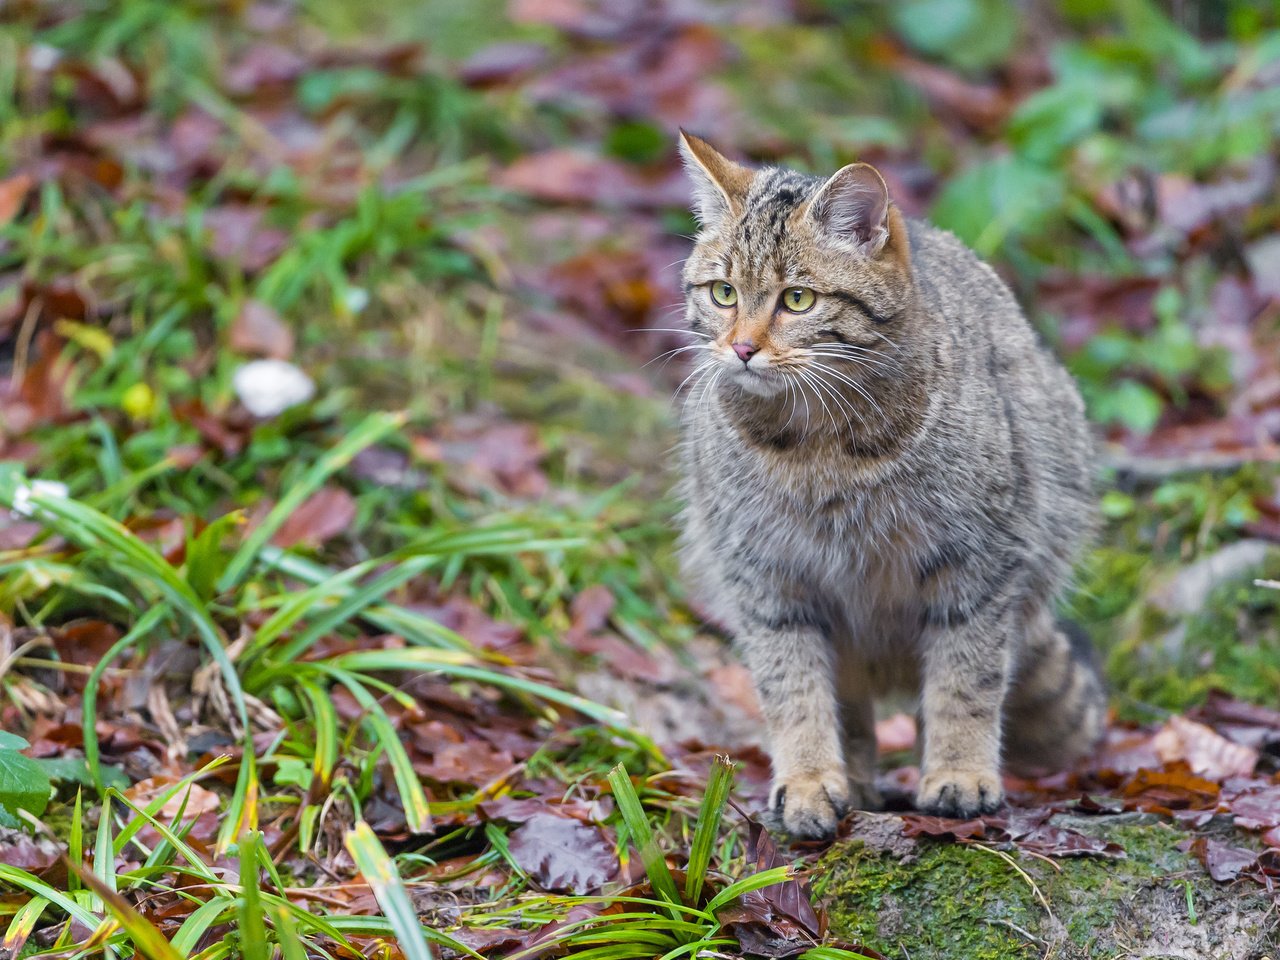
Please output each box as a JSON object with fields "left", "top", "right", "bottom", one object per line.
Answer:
{"left": 734, "top": 447, "right": 924, "bottom": 577}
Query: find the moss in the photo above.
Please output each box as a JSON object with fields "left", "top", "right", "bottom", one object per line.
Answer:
{"left": 815, "top": 819, "right": 1213, "bottom": 960}
{"left": 816, "top": 840, "right": 1040, "bottom": 959}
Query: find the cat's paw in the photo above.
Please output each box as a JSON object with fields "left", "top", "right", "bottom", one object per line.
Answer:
{"left": 917, "top": 769, "right": 1002, "bottom": 818}
{"left": 769, "top": 773, "right": 850, "bottom": 839}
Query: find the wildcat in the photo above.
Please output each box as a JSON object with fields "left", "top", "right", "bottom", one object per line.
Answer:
{"left": 674, "top": 132, "right": 1106, "bottom": 838}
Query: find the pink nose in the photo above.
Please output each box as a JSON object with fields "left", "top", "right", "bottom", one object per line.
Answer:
{"left": 732, "top": 342, "right": 757, "bottom": 363}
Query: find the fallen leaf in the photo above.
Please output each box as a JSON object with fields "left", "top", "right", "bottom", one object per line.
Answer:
{"left": 0, "top": 173, "right": 34, "bottom": 227}
{"left": 1152, "top": 715, "right": 1259, "bottom": 779}
{"left": 900, "top": 815, "right": 989, "bottom": 840}
{"left": 269, "top": 486, "right": 357, "bottom": 549}
{"left": 124, "top": 777, "right": 220, "bottom": 819}
{"left": 506, "top": 812, "right": 617, "bottom": 893}
{"left": 229, "top": 299, "right": 294, "bottom": 359}
{"left": 1185, "top": 836, "right": 1261, "bottom": 883}
{"left": 1229, "top": 785, "right": 1280, "bottom": 831}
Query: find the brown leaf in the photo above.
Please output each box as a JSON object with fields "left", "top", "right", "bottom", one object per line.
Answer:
{"left": 1152, "top": 715, "right": 1259, "bottom": 780}
{"left": 506, "top": 813, "right": 617, "bottom": 893}
{"left": 1121, "top": 768, "right": 1221, "bottom": 815}
{"left": 499, "top": 149, "right": 687, "bottom": 209}
{"left": 0, "top": 173, "right": 34, "bottom": 227}
{"left": 204, "top": 206, "right": 290, "bottom": 273}
{"left": 229, "top": 299, "right": 294, "bottom": 359}
{"left": 460, "top": 42, "right": 550, "bottom": 87}
{"left": 1229, "top": 785, "right": 1280, "bottom": 831}
{"left": 900, "top": 815, "right": 990, "bottom": 840}
{"left": 1185, "top": 836, "right": 1261, "bottom": 883}
{"left": 269, "top": 487, "right": 357, "bottom": 549}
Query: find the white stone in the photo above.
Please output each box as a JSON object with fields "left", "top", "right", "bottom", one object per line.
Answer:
{"left": 232, "top": 359, "right": 316, "bottom": 418}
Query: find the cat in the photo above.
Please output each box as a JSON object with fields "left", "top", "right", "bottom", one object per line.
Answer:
{"left": 674, "top": 131, "right": 1106, "bottom": 838}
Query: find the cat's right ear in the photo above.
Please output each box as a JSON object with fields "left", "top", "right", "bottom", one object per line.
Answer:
{"left": 678, "top": 131, "right": 752, "bottom": 226}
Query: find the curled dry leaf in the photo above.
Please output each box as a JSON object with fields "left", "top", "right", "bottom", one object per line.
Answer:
{"left": 1152, "top": 714, "right": 1259, "bottom": 780}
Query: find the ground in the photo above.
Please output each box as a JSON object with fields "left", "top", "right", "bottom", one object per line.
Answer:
{"left": 0, "top": 1, "right": 1279, "bottom": 958}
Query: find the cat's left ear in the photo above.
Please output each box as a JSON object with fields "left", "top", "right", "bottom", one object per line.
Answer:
{"left": 678, "top": 130, "right": 752, "bottom": 226}
{"left": 806, "top": 163, "right": 892, "bottom": 258}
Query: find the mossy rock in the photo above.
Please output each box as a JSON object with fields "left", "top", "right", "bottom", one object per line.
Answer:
{"left": 814, "top": 813, "right": 1280, "bottom": 959}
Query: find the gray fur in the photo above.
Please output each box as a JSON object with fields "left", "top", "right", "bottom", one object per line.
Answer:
{"left": 674, "top": 134, "right": 1106, "bottom": 837}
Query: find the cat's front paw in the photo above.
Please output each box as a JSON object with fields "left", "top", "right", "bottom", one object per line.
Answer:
{"left": 917, "top": 769, "right": 1002, "bottom": 818}
{"left": 769, "top": 773, "right": 850, "bottom": 839}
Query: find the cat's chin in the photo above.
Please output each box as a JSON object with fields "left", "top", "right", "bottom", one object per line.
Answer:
{"left": 726, "top": 367, "right": 786, "bottom": 398}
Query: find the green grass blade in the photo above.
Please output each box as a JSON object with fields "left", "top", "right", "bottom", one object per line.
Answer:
{"left": 607, "top": 764, "right": 682, "bottom": 914}
{"left": 218, "top": 410, "right": 406, "bottom": 592}
{"left": 268, "top": 554, "right": 438, "bottom": 665}
{"left": 237, "top": 831, "right": 270, "bottom": 960}
{"left": 70, "top": 863, "right": 186, "bottom": 960}
{"left": 2, "top": 480, "right": 250, "bottom": 732}
{"left": 300, "top": 680, "right": 338, "bottom": 788}
{"left": 273, "top": 902, "right": 310, "bottom": 960}
{"left": 0, "top": 865, "right": 101, "bottom": 929}
{"left": 172, "top": 898, "right": 234, "bottom": 956}
{"left": 326, "top": 648, "right": 646, "bottom": 742}
{"left": 345, "top": 821, "right": 435, "bottom": 960}
{"left": 84, "top": 605, "right": 168, "bottom": 793}
{"left": 704, "top": 866, "right": 794, "bottom": 915}
{"left": 2, "top": 896, "right": 49, "bottom": 955}
{"left": 326, "top": 670, "right": 432, "bottom": 833}
{"left": 684, "top": 755, "right": 734, "bottom": 905}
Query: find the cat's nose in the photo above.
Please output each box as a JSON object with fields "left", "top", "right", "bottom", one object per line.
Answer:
{"left": 732, "top": 342, "right": 757, "bottom": 363}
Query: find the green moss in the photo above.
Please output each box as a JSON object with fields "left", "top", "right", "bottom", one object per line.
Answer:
{"left": 815, "top": 820, "right": 1199, "bottom": 960}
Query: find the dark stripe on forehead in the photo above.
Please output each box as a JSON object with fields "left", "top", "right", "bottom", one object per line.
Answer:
{"left": 830, "top": 291, "right": 893, "bottom": 325}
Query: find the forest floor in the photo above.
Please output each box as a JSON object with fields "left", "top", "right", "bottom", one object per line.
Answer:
{"left": 1, "top": 1, "right": 1280, "bottom": 958}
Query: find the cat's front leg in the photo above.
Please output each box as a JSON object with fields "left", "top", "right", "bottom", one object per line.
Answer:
{"left": 737, "top": 608, "right": 848, "bottom": 839}
{"left": 916, "top": 600, "right": 1017, "bottom": 818}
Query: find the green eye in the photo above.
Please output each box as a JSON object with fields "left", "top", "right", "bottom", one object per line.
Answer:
{"left": 781, "top": 287, "right": 816, "bottom": 313}
{"left": 709, "top": 281, "right": 737, "bottom": 307}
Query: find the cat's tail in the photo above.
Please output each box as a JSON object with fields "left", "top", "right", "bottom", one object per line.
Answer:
{"left": 1002, "top": 611, "right": 1107, "bottom": 775}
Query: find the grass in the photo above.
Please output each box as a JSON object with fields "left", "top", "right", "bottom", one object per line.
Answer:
{"left": 1, "top": 0, "right": 1279, "bottom": 956}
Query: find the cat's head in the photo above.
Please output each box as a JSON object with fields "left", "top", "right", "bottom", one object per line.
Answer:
{"left": 678, "top": 132, "right": 914, "bottom": 399}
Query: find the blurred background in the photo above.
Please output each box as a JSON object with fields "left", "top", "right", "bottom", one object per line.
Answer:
{"left": 1, "top": 0, "right": 1279, "bottom": 954}
{"left": 3, "top": 0, "right": 1276, "bottom": 704}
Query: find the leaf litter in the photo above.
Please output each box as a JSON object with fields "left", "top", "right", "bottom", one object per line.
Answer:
{"left": 0, "top": 0, "right": 1278, "bottom": 956}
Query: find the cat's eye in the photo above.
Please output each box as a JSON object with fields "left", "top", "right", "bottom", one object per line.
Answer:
{"left": 708, "top": 281, "right": 737, "bottom": 308}
{"left": 781, "top": 287, "right": 816, "bottom": 313}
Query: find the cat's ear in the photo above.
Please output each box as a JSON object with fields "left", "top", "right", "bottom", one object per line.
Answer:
{"left": 806, "top": 162, "right": 891, "bottom": 257}
{"left": 678, "top": 130, "right": 752, "bottom": 226}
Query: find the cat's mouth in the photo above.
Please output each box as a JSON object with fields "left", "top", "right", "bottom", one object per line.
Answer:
{"left": 722, "top": 356, "right": 787, "bottom": 397}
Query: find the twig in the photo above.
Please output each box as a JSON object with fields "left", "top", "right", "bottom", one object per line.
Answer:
{"left": 1255, "top": 579, "right": 1280, "bottom": 591}
{"left": 963, "top": 841, "right": 1057, "bottom": 924}
{"left": 986, "top": 917, "right": 1045, "bottom": 947}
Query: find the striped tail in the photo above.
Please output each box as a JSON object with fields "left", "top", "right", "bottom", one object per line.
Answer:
{"left": 1002, "top": 612, "right": 1107, "bottom": 775}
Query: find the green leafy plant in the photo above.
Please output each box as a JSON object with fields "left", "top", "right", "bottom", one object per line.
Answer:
{"left": 0, "top": 733, "right": 50, "bottom": 827}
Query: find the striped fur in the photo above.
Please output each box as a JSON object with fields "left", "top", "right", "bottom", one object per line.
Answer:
{"left": 675, "top": 134, "right": 1106, "bottom": 837}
